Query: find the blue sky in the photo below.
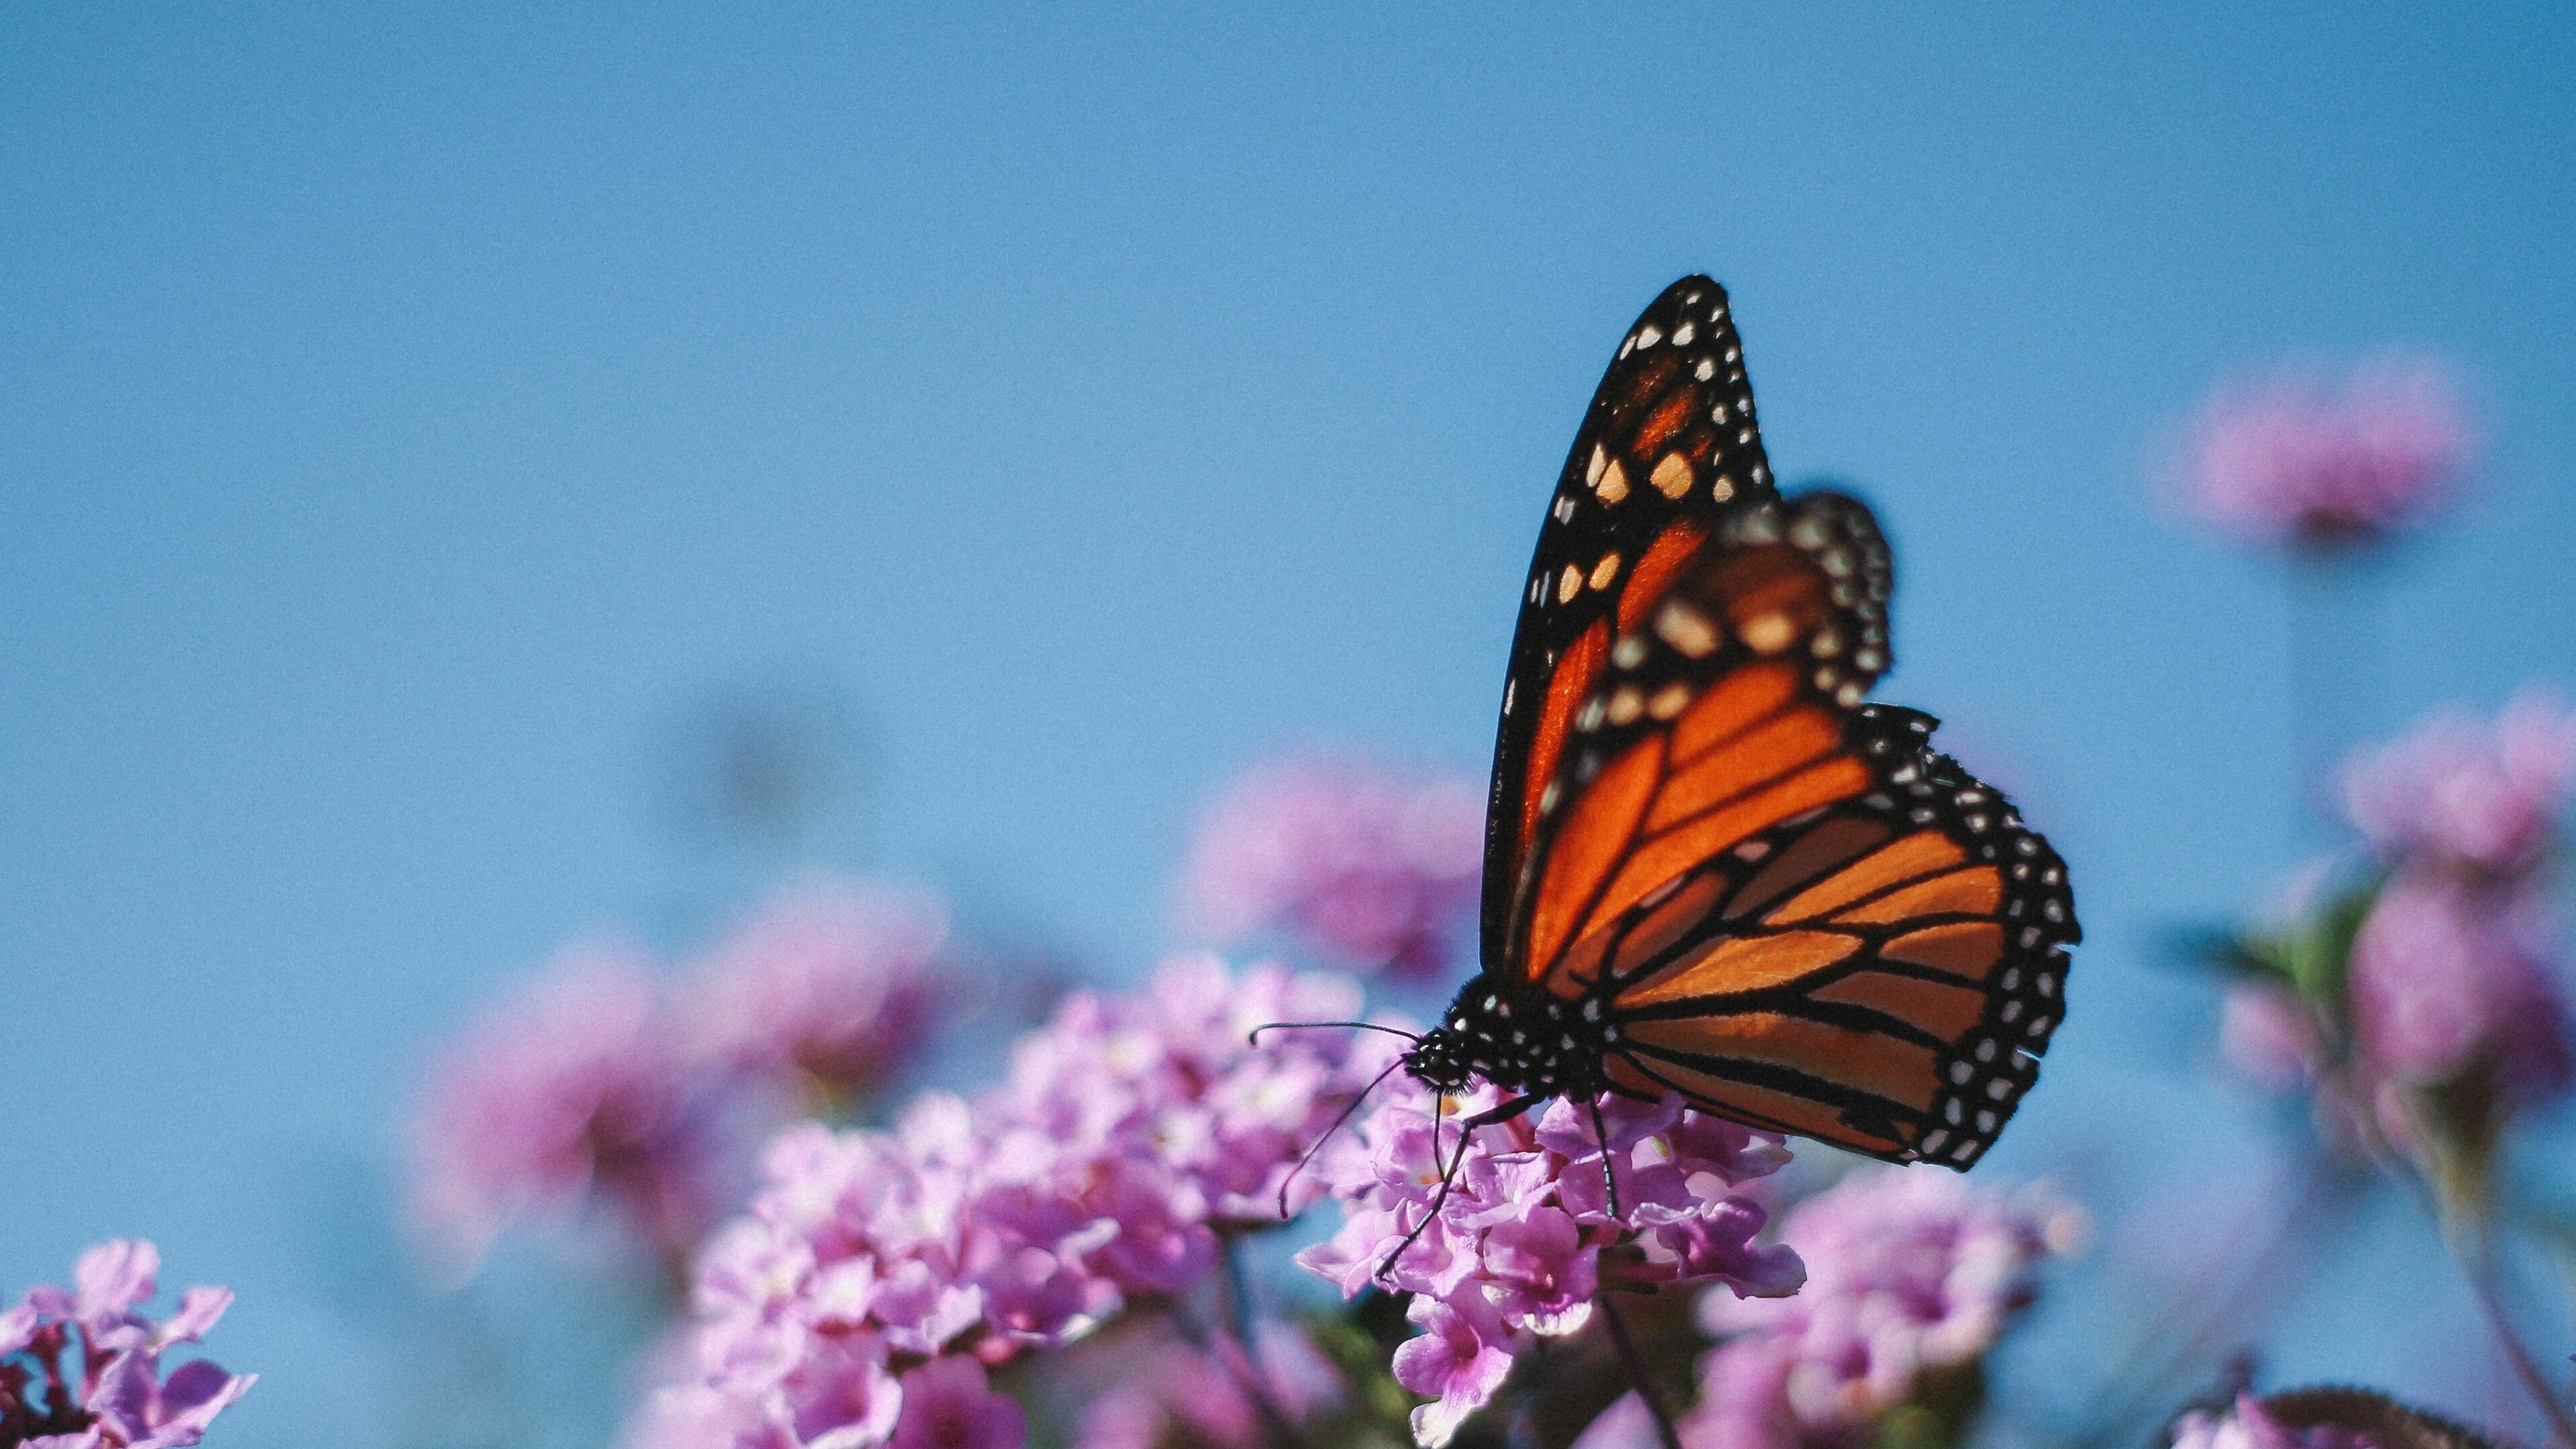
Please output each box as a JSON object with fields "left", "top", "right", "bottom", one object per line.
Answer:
{"left": 6, "top": 4, "right": 2575, "bottom": 1443}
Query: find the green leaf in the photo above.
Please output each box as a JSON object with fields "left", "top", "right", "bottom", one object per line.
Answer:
{"left": 2162, "top": 923, "right": 2295, "bottom": 983}
{"left": 2286, "top": 875, "right": 2383, "bottom": 1006}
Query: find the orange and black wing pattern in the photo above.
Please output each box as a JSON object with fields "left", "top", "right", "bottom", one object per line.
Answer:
{"left": 1481, "top": 278, "right": 1782, "bottom": 962}
{"left": 1503, "top": 492, "right": 2078, "bottom": 1167}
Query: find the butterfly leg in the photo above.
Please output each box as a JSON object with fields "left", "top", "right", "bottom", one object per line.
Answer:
{"left": 1375, "top": 1094, "right": 1544, "bottom": 1282}
{"left": 1586, "top": 1095, "right": 1623, "bottom": 1220}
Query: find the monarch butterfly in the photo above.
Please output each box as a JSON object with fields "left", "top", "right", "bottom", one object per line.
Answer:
{"left": 1374, "top": 277, "right": 2078, "bottom": 1216}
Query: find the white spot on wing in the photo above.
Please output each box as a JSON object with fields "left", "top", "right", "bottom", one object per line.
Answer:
{"left": 1595, "top": 457, "right": 1630, "bottom": 504}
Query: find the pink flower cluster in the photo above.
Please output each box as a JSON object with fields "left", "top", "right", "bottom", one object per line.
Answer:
{"left": 409, "top": 877, "right": 951, "bottom": 1281}
{"left": 2169, "top": 1396, "right": 2379, "bottom": 1449}
{"left": 1688, "top": 1169, "right": 2079, "bottom": 1449}
{"left": 2346, "top": 874, "right": 2571, "bottom": 1103}
{"left": 2172, "top": 356, "right": 2474, "bottom": 549}
{"left": 2342, "top": 692, "right": 2576, "bottom": 881}
{"left": 1298, "top": 1083, "right": 1803, "bottom": 1448}
{"left": 2343, "top": 699, "right": 2576, "bottom": 1114}
{"left": 2224, "top": 881, "right": 2575, "bottom": 1148}
{"left": 1, "top": 1241, "right": 254, "bottom": 1449}
{"left": 627, "top": 956, "right": 1399, "bottom": 1449}
{"left": 2222, "top": 696, "right": 2576, "bottom": 1143}
{"left": 1178, "top": 754, "right": 1485, "bottom": 978}
{"left": 1072, "top": 1321, "right": 1345, "bottom": 1449}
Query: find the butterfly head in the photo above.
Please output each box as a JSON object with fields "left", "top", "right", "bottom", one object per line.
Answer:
{"left": 1398, "top": 1027, "right": 1477, "bottom": 1093}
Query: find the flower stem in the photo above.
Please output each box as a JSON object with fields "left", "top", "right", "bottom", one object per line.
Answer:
{"left": 2459, "top": 1231, "right": 2576, "bottom": 1449}
{"left": 1596, "top": 1294, "right": 1684, "bottom": 1449}
{"left": 1222, "top": 1236, "right": 1260, "bottom": 1348}
{"left": 2285, "top": 550, "right": 2381, "bottom": 844}
{"left": 1173, "top": 1288, "right": 1311, "bottom": 1449}
{"left": 2068, "top": 1151, "right": 2346, "bottom": 1449}
{"left": 2399, "top": 1131, "right": 2576, "bottom": 1449}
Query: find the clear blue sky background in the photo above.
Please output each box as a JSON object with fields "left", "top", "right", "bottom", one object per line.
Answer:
{"left": 7, "top": 5, "right": 2575, "bottom": 1444}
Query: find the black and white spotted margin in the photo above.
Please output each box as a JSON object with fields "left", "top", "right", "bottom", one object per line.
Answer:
{"left": 1720, "top": 491, "right": 1896, "bottom": 702}
{"left": 1846, "top": 704, "right": 2079, "bottom": 1167}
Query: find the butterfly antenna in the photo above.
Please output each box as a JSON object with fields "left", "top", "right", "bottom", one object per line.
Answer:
{"left": 1376, "top": 1092, "right": 1470, "bottom": 1283}
{"left": 1587, "top": 1095, "right": 1623, "bottom": 1220}
{"left": 1276, "top": 1056, "right": 1406, "bottom": 1220}
{"left": 1247, "top": 1020, "right": 1424, "bottom": 1048}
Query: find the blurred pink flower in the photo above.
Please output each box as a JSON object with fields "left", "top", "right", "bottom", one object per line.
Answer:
{"left": 2347, "top": 871, "right": 2571, "bottom": 1107}
{"left": 1691, "top": 1169, "right": 2079, "bottom": 1449}
{"left": 1177, "top": 755, "right": 1484, "bottom": 977}
{"left": 629, "top": 956, "right": 1397, "bottom": 1449}
{"left": 2218, "top": 979, "right": 2380, "bottom": 1152}
{"left": 1570, "top": 1394, "right": 1669, "bottom": 1449}
{"left": 409, "top": 946, "right": 733, "bottom": 1282}
{"left": 1070, "top": 1321, "right": 1344, "bottom": 1449}
{"left": 1297, "top": 1083, "right": 1800, "bottom": 1447}
{"left": 2219, "top": 983, "right": 2327, "bottom": 1093}
{"left": 687, "top": 878, "right": 947, "bottom": 1106}
{"left": 1681, "top": 1335, "right": 1803, "bottom": 1449}
{"left": 2171, "top": 355, "right": 2474, "bottom": 549}
{"left": 2170, "top": 1395, "right": 2379, "bottom": 1449}
{"left": 1, "top": 1240, "right": 255, "bottom": 1448}
{"left": 888, "top": 1358, "right": 1024, "bottom": 1449}
{"left": 2342, "top": 692, "right": 2576, "bottom": 881}
{"left": 2211, "top": 865, "right": 2344, "bottom": 1097}
{"left": 412, "top": 876, "right": 958, "bottom": 1284}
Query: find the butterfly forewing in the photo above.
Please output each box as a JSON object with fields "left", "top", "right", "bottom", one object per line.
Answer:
{"left": 1481, "top": 277, "right": 1783, "bottom": 961}
{"left": 1507, "top": 492, "right": 1895, "bottom": 979}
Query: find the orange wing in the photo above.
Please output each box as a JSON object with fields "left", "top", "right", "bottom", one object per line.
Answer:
{"left": 1503, "top": 493, "right": 2075, "bottom": 1167}
{"left": 1481, "top": 278, "right": 1781, "bottom": 962}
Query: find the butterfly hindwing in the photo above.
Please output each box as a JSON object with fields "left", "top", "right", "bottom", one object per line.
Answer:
{"left": 1481, "top": 278, "right": 1784, "bottom": 965}
{"left": 1501, "top": 490, "right": 2075, "bottom": 1167}
{"left": 1596, "top": 710, "right": 2076, "bottom": 1167}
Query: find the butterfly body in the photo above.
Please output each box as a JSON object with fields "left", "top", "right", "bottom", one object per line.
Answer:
{"left": 1403, "top": 978, "right": 1613, "bottom": 1103}
{"left": 1405, "top": 276, "right": 2078, "bottom": 1173}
